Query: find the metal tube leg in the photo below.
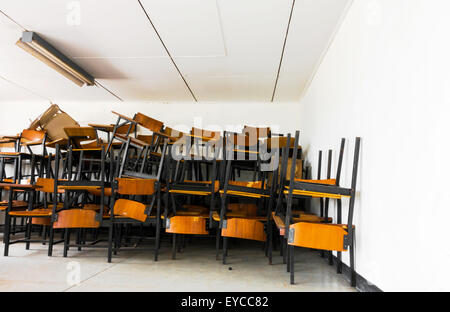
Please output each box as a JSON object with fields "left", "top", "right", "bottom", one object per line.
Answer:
{"left": 290, "top": 245, "right": 295, "bottom": 285}
{"left": 350, "top": 230, "right": 356, "bottom": 287}
{"left": 286, "top": 244, "right": 290, "bottom": 272}
{"left": 337, "top": 251, "right": 342, "bottom": 274}
{"left": 328, "top": 250, "right": 334, "bottom": 265}
{"left": 25, "top": 217, "right": 32, "bottom": 250}
{"left": 154, "top": 188, "right": 162, "bottom": 262}
{"left": 107, "top": 222, "right": 114, "bottom": 263}
{"left": 215, "top": 228, "right": 221, "bottom": 260}
{"left": 77, "top": 229, "right": 82, "bottom": 251}
{"left": 48, "top": 226, "right": 54, "bottom": 257}
{"left": 3, "top": 215, "right": 12, "bottom": 256}
{"left": 172, "top": 234, "right": 177, "bottom": 260}
{"left": 268, "top": 221, "right": 273, "bottom": 265}
{"left": 222, "top": 237, "right": 228, "bottom": 265}
{"left": 113, "top": 224, "right": 120, "bottom": 255}
{"left": 63, "top": 228, "right": 70, "bottom": 257}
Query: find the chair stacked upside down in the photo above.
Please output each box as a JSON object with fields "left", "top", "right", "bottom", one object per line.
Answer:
{"left": 0, "top": 110, "right": 361, "bottom": 287}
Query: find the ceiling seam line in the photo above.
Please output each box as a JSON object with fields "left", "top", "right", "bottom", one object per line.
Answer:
{"left": 95, "top": 80, "right": 124, "bottom": 102}
{"left": 137, "top": 0, "right": 198, "bottom": 102}
{"left": 0, "top": 9, "right": 27, "bottom": 31}
{"left": 0, "top": 74, "right": 52, "bottom": 102}
{"left": 271, "top": 0, "right": 296, "bottom": 102}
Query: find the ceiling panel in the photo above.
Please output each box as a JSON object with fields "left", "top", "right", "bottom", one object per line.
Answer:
{"left": 274, "top": 0, "right": 352, "bottom": 102}
{"left": 140, "top": 0, "right": 226, "bottom": 57}
{"left": 175, "top": 0, "right": 294, "bottom": 101}
{"left": 0, "top": 0, "right": 194, "bottom": 102}
{"left": 0, "top": 0, "right": 167, "bottom": 58}
{"left": 0, "top": 0, "right": 352, "bottom": 103}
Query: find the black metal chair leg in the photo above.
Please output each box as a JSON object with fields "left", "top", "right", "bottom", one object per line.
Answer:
{"left": 63, "top": 228, "right": 70, "bottom": 257}
{"left": 42, "top": 225, "right": 47, "bottom": 244}
{"left": 48, "top": 225, "right": 55, "bottom": 257}
{"left": 290, "top": 245, "right": 295, "bottom": 285}
{"left": 268, "top": 221, "right": 273, "bottom": 265}
{"left": 25, "top": 217, "right": 32, "bottom": 250}
{"left": 107, "top": 222, "right": 114, "bottom": 263}
{"left": 172, "top": 233, "right": 177, "bottom": 260}
{"left": 215, "top": 228, "right": 221, "bottom": 260}
{"left": 76, "top": 229, "right": 81, "bottom": 251}
{"left": 350, "top": 230, "right": 356, "bottom": 287}
{"left": 286, "top": 244, "right": 290, "bottom": 272}
{"left": 337, "top": 251, "right": 342, "bottom": 274}
{"left": 222, "top": 237, "right": 228, "bottom": 264}
{"left": 3, "top": 214, "right": 12, "bottom": 256}
{"left": 328, "top": 250, "right": 333, "bottom": 265}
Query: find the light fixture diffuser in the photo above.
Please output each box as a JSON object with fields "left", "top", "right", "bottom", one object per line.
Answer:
{"left": 16, "top": 31, "right": 95, "bottom": 87}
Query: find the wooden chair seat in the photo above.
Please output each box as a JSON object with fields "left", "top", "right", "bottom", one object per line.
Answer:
{"left": 271, "top": 212, "right": 332, "bottom": 235}
{"left": 88, "top": 187, "right": 112, "bottom": 197}
{"left": 53, "top": 209, "right": 100, "bottom": 229}
{"left": 9, "top": 208, "right": 52, "bottom": 217}
{"left": 288, "top": 222, "right": 352, "bottom": 252}
{"left": 221, "top": 218, "right": 266, "bottom": 242}
{"left": 113, "top": 199, "right": 148, "bottom": 222}
{"left": 173, "top": 180, "right": 219, "bottom": 193}
{"left": 169, "top": 189, "right": 212, "bottom": 196}
{"left": 0, "top": 200, "right": 28, "bottom": 208}
{"left": 220, "top": 190, "right": 269, "bottom": 199}
{"left": 212, "top": 212, "right": 266, "bottom": 222}
{"left": 165, "top": 216, "right": 209, "bottom": 235}
{"left": 0, "top": 152, "right": 28, "bottom": 156}
{"left": 220, "top": 181, "right": 269, "bottom": 198}
{"left": 32, "top": 217, "right": 51, "bottom": 226}
{"left": 284, "top": 188, "right": 349, "bottom": 199}
{"left": 114, "top": 133, "right": 149, "bottom": 147}
{"left": 294, "top": 178, "right": 337, "bottom": 185}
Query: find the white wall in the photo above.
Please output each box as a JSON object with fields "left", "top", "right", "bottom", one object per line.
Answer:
{"left": 299, "top": 0, "right": 450, "bottom": 291}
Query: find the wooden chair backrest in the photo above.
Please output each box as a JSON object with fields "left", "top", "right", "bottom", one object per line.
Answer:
{"left": 64, "top": 127, "right": 97, "bottom": 140}
{"left": 164, "top": 127, "right": 184, "bottom": 139}
{"left": 191, "top": 127, "right": 221, "bottom": 140}
{"left": 229, "top": 133, "right": 258, "bottom": 148}
{"left": 21, "top": 129, "right": 46, "bottom": 142}
{"left": 116, "top": 123, "right": 136, "bottom": 135}
{"left": 116, "top": 178, "right": 155, "bottom": 195}
{"left": 243, "top": 125, "right": 271, "bottom": 139}
{"left": 134, "top": 113, "right": 164, "bottom": 132}
{"left": 35, "top": 178, "right": 55, "bottom": 193}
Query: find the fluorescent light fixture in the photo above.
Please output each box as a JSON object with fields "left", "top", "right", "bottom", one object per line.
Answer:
{"left": 16, "top": 31, "right": 95, "bottom": 87}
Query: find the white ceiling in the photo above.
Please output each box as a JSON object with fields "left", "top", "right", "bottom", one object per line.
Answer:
{"left": 0, "top": 0, "right": 351, "bottom": 103}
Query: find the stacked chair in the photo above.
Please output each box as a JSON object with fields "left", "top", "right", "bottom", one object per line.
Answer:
{"left": 0, "top": 109, "right": 361, "bottom": 288}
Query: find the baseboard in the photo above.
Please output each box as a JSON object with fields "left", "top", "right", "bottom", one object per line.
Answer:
{"left": 328, "top": 254, "right": 382, "bottom": 292}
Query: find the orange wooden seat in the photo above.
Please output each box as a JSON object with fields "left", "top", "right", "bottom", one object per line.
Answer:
{"left": 166, "top": 216, "right": 209, "bottom": 235}
{"left": 220, "top": 181, "right": 269, "bottom": 198}
{"left": 0, "top": 200, "right": 28, "bottom": 209}
{"left": 113, "top": 199, "right": 149, "bottom": 222}
{"left": 9, "top": 208, "right": 52, "bottom": 217}
{"left": 221, "top": 218, "right": 266, "bottom": 242}
{"left": 288, "top": 222, "right": 351, "bottom": 252}
{"left": 53, "top": 209, "right": 100, "bottom": 229}
{"left": 88, "top": 187, "right": 112, "bottom": 197}
{"left": 32, "top": 217, "right": 51, "bottom": 226}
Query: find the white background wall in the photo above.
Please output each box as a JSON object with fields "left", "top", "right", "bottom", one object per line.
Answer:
{"left": 299, "top": 0, "right": 450, "bottom": 291}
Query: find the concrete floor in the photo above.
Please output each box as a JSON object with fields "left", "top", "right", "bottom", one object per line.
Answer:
{"left": 0, "top": 234, "right": 355, "bottom": 292}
